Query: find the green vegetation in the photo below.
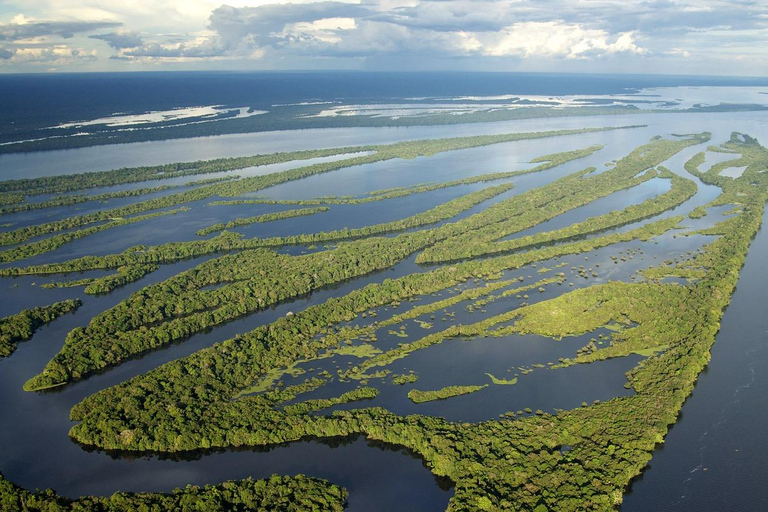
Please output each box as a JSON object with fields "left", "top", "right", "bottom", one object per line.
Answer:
{"left": 408, "top": 384, "right": 488, "bottom": 403}
{"left": 63, "top": 210, "right": 680, "bottom": 430}
{"left": 243, "top": 183, "right": 513, "bottom": 247}
{"left": 431, "top": 167, "right": 695, "bottom": 262}
{"left": 0, "top": 207, "right": 189, "bottom": 264}
{"left": 0, "top": 472, "right": 347, "bottom": 511}
{"left": 486, "top": 373, "right": 518, "bottom": 385}
{"left": 22, "top": 183, "right": 515, "bottom": 390}
{"left": 0, "top": 300, "right": 82, "bottom": 358}
{"left": 0, "top": 185, "right": 175, "bottom": 215}
{"left": 0, "top": 147, "right": 371, "bottom": 197}
{"left": 67, "top": 128, "right": 766, "bottom": 509}
{"left": 196, "top": 206, "right": 330, "bottom": 236}
{"left": 25, "top": 198, "right": 680, "bottom": 391}
{"left": 41, "top": 278, "right": 95, "bottom": 289}
{"left": 209, "top": 145, "right": 604, "bottom": 207}
{"left": 84, "top": 264, "right": 161, "bottom": 294}
{"left": 330, "top": 344, "right": 382, "bottom": 358}
{"left": 185, "top": 175, "right": 241, "bottom": 186}
{"left": 283, "top": 387, "right": 378, "bottom": 415}
{"left": 392, "top": 373, "right": 419, "bottom": 385}
{"left": 417, "top": 134, "right": 709, "bottom": 263}
{"left": 9, "top": 129, "right": 765, "bottom": 511}
{"left": 39, "top": 264, "right": 160, "bottom": 294}
{"left": 689, "top": 205, "right": 708, "bottom": 219}
{"left": 0, "top": 129, "right": 612, "bottom": 265}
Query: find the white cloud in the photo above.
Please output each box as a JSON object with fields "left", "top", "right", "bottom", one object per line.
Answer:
{"left": 0, "top": 17, "right": 120, "bottom": 40}
{"left": 0, "top": 0, "right": 766, "bottom": 73}
{"left": 283, "top": 17, "right": 357, "bottom": 44}
{"left": 5, "top": 44, "right": 97, "bottom": 66}
{"left": 479, "top": 22, "right": 645, "bottom": 59}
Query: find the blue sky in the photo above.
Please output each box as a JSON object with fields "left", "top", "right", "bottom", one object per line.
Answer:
{"left": 0, "top": 0, "right": 766, "bottom": 75}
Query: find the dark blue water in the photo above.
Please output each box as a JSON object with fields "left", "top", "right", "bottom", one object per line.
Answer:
{"left": 622, "top": 207, "right": 768, "bottom": 511}
{"left": 1, "top": 85, "right": 767, "bottom": 510}
{"left": 1, "top": 72, "right": 765, "bottom": 132}
{"left": 3, "top": 71, "right": 768, "bottom": 151}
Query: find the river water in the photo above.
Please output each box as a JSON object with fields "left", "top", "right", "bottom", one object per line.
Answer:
{"left": 0, "top": 109, "right": 767, "bottom": 510}
{"left": 623, "top": 207, "right": 768, "bottom": 511}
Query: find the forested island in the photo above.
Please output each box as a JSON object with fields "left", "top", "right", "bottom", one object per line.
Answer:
{"left": 1, "top": 124, "right": 766, "bottom": 511}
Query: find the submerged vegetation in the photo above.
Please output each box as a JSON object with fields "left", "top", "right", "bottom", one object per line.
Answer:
{"left": 5, "top": 127, "right": 766, "bottom": 511}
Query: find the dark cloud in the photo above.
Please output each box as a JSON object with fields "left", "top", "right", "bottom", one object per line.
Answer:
{"left": 0, "top": 47, "right": 14, "bottom": 59}
{"left": 0, "top": 20, "right": 121, "bottom": 41}
{"left": 90, "top": 31, "right": 143, "bottom": 49}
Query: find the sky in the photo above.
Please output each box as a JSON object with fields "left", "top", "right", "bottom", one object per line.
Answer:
{"left": 0, "top": 0, "right": 766, "bottom": 75}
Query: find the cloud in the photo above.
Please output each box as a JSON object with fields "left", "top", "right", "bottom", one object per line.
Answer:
{"left": 3, "top": 44, "right": 97, "bottom": 66}
{"left": 123, "top": 36, "right": 229, "bottom": 59}
{"left": 0, "top": 47, "right": 15, "bottom": 59}
{"left": 208, "top": 2, "right": 371, "bottom": 49}
{"left": 478, "top": 22, "right": 645, "bottom": 59}
{"left": 0, "top": 18, "right": 120, "bottom": 41}
{"left": 119, "top": 2, "right": 372, "bottom": 60}
{"left": 116, "top": 1, "right": 648, "bottom": 62}
{"left": 90, "top": 31, "right": 143, "bottom": 49}
{"left": 2, "top": 0, "right": 767, "bottom": 73}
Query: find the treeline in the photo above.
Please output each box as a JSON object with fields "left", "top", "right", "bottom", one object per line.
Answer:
{"left": 65, "top": 134, "right": 768, "bottom": 511}
{"left": 196, "top": 206, "right": 330, "bottom": 237}
{"left": 209, "top": 145, "right": 604, "bottom": 207}
{"left": 325, "top": 277, "right": 559, "bottom": 360}
{"left": 0, "top": 472, "right": 347, "bottom": 511}
{"left": 23, "top": 184, "right": 512, "bottom": 389}
{"left": 0, "top": 141, "right": 606, "bottom": 279}
{"left": 23, "top": 133, "right": 704, "bottom": 390}
{"left": 0, "top": 185, "right": 174, "bottom": 215}
{"left": 0, "top": 207, "right": 189, "bottom": 264}
{"left": 237, "top": 183, "right": 513, "bottom": 247}
{"left": 184, "top": 175, "right": 240, "bottom": 186}
{"left": 0, "top": 299, "right": 82, "bottom": 358}
{"left": 0, "top": 232, "right": 247, "bottom": 277}
{"left": 65, "top": 215, "right": 681, "bottom": 447}
{"left": 83, "top": 264, "right": 160, "bottom": 295}
{"left": 416, "top": 135, "right": 709, "bottom": 263}
{"left": 0, "top": 146, "right": 371, "bottom": 197}
{"left": 424, "top": 167, "right": 696, "bottom": 262}
{"left": 23, "top": 139, "right": 688, "bottom": 390}
{"left": 408, "top": 385, "right": 487, "bottom": 403}
{"left": 0, "top": 128, "right": 612, "bottom": 261}
{"left": 283, "top": 387, "right": 378, "bottom": 415}
{"left": 26, "top": 150, "right": 684, "bottom": 390}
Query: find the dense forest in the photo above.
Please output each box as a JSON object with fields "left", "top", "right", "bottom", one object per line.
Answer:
{"left": 0, "top": 472, "right": 347, "bottom": 511}
{"left": 0, "top": 300, "right": 82, "bottom": 358}
{"left": 3, "top": 127, "right": 766, "bottom": 511}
